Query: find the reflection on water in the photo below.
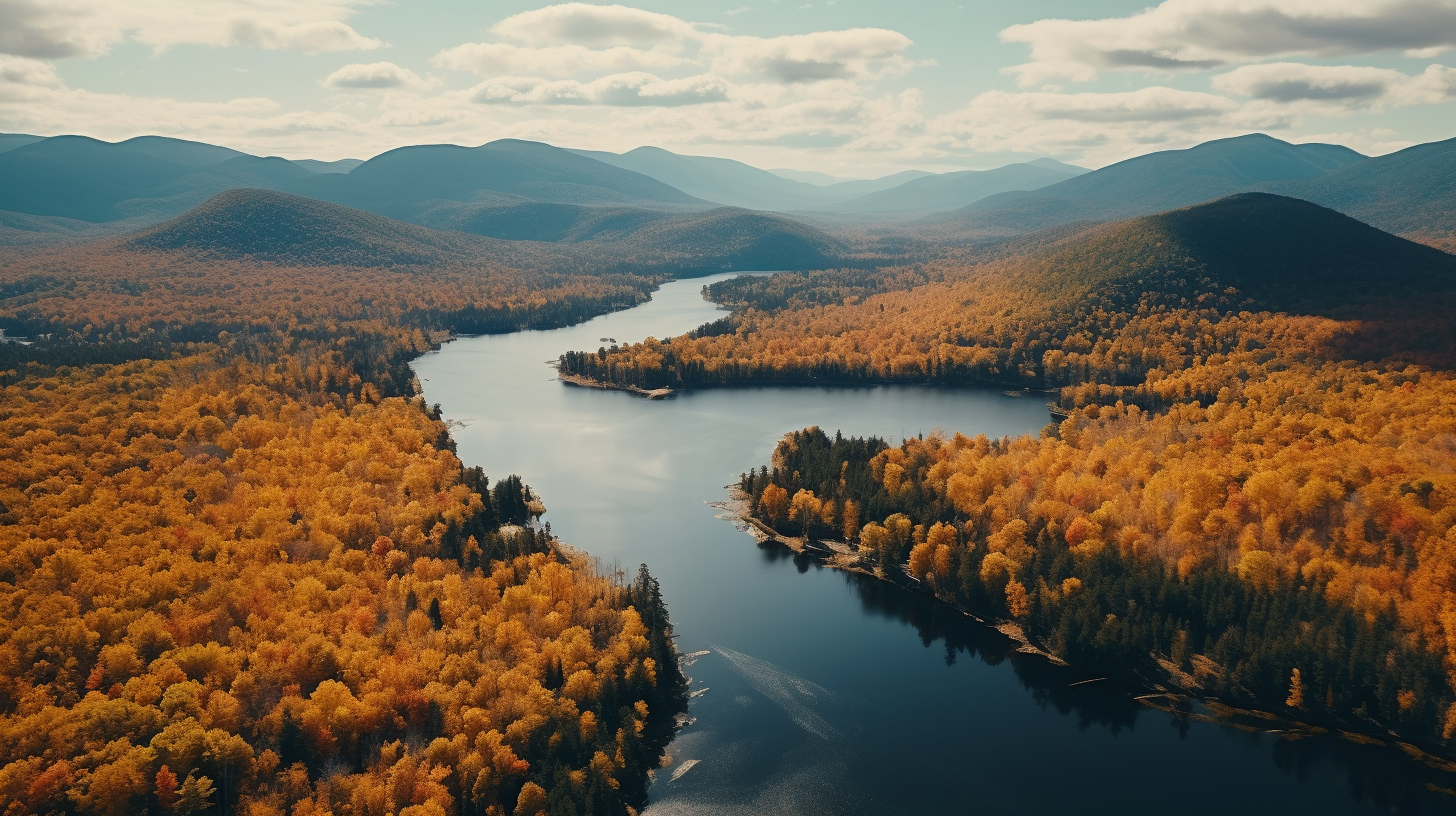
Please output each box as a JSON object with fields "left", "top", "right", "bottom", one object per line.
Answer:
{"left": 415, "top": 272, "right": 1456, "bottom": 816}
{"left": 771, "top": 538, "right": 1456, "bottom": 814}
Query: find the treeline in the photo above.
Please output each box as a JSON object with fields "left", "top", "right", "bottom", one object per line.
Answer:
{"left": 0, "top": 241, "right": 687, "bottom": 815}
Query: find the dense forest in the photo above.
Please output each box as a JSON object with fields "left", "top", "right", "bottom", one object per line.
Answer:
{"left": 0, "top": 229, "right": 687, "bottom": 815}
{"left": 566, "top": 195, "right": 1456, "bottom": 750}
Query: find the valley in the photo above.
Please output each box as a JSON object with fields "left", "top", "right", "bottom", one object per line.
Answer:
{"left": 3, "top": 123, "right": 1456, "bottom": 816}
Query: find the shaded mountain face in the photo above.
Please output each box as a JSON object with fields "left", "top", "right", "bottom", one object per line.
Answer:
{"left": 1018, "top": 192, "right": 1455, "bottom": 316}
{"left": 948, "top": 134, "right": 1368, "bottom": 236}
{"left": 123, "top": 188, "right": 498, "bottom": 267}
{"left": 1264, "top": 136, "right": 1456, "bottom": 252}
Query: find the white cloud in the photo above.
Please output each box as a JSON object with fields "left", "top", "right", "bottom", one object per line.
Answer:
{"left": 1214, "top": 61, "right": 1456, "bottom": 111}
{"left": 438, "top": 4, "right": 914, "bottom": 87}
{"left": 471, "top": 72, "right": 730, "bottom": 106}
{"left": 490, "top": 3, "right": 695, "bottom": 47}
{"left": 706, "top": 28, "right": 915, "bottom": 83}
{"left": 248, "top": 111, "right": 361, "bottom": 136}
{"left": 434, "top": 42, "right": 688, "bottom": 78}
{"left": 225, "top": 18, "right": 380, "bottom": 54}
{"left": 0, "top": 54, "right": 61, "bottom": 91}
{"left": 324, "top": 62, "right": 427, "bottom": 90}
{"left": 925, "top": 87, "right": 1254, "bottom": 164}
{"left": 1002, "top": 0, "right": 1456, "bottom": 85}
{"left": 0, "top": 0, "right": 381, "bottom": 60}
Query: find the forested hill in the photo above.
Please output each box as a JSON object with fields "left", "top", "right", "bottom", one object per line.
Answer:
{"left": 600, "top": 207, "right": 848, "bottom": 273}
{"left": 117, "top": 189, "right": 855, "bottom": 277}
{"left": 125, "top": 189, "right": 509, "bottom": 267}
{"left": 1016, "top": 193, "right": 1456, "bottom": 315}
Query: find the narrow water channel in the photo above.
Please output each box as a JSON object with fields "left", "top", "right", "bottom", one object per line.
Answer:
{"left": 413, "top": 273, "right": 1446, "bottom": 816}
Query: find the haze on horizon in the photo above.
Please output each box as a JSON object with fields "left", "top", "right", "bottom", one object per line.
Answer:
{"left": 2, "top": 0, "right": 1455, "bottom": 176}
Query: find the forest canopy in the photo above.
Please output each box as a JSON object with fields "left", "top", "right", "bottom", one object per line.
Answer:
{"left": 0, "top": 219, "right": 686, "bottom": 816}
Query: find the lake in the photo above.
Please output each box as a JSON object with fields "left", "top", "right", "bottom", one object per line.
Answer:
{"left": 413, "top": 273, "right": 1449, "bottom": 815}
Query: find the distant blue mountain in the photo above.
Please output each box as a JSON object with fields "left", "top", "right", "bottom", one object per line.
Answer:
{"left": 302, "top": 139, "right": 709, "bottom": 220}
{"left": 948, "top": 134, "right": 1368, "bottom": 234}
{"left": 0, "top": 135, "right": 307, "bottom": 222}
{"left": 0, "top": 136, "right": 714, "bottom": 243}
{"left": 828, "top": 160, "right": 1086, "bottom": 215}
{"left": 1264, "top": 135, "right": 1456, "bottom": 252}
{"left": 573, "top": 145, "right": 951, "bottom": 211}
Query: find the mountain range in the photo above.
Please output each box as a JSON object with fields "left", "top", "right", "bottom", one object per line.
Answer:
{"left": 1, "top": 130, "right": 1454, "bottom": 257}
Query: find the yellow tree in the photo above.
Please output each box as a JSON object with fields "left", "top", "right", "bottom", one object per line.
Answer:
{"left": 789, "top": 489, "right": 823, "bottom": 538}
{"left": 758, "top": 483, "right": 789, "bottom": 527}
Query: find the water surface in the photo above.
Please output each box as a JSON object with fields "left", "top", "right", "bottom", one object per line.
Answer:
{"left": 414, "top": 273, "right": 1448, "bottom": 815}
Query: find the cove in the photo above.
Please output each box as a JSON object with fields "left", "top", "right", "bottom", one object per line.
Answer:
{"left": 413, "top": 273, "right": 1447, "bottom": 816}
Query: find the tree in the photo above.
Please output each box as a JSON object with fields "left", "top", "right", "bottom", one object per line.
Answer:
{"left": 155, "top": 765, "right": 179, "bottom": 810}
{"left": 514, "top": 781, "right": 548, "bottom": 816}
{"left": 842, "top": 499, "right": 860, "bottom": 541}
{"left": 758, "top": 483, "right": 788, "bottom": 527}
{"left": 788, "top": 489, "right": 823, "bottom": 538}
{"left": 174, "top": 772, "right": 216, "bottom": 816}
{"left": 1005, "top": 580, "right": 1030, "bottom": 618}
{"left": 1286, "top": 668, "right": 1305, "bottom": 710}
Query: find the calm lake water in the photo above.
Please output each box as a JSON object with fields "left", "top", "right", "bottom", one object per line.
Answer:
{"left": 414, "top": 273, "right": 1450, "bottom": 816}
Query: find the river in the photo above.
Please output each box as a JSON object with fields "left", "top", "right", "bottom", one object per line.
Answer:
{"left": 413, "top": 273, "right": 1449, "bottom": 816}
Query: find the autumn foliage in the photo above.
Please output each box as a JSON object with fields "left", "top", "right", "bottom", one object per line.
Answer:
{"left": 0, "top": 237, "right": 685, "bottom": 815}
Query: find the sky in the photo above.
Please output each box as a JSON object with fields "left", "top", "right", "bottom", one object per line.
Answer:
{"left": 2, "top": 0, "right": 1455, "bottom": 176}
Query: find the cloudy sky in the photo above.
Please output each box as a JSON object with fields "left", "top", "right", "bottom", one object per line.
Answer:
{"left": 3, "top": 0, "right": 1455, "bottom": 175}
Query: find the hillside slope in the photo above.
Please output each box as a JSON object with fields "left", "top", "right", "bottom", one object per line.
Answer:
{"left": 1020, "top": 193, "right": 1456, "bottom": 314}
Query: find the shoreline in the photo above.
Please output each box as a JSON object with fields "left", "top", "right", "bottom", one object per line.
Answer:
{"left": 710, "top": 486, "right": 1456, "bottom": 780}
{"left": 556, "top": 369, "right": 674, "bottom": 399}
{"left": 553, "top": 370, "right": 1067, "bottom": 417}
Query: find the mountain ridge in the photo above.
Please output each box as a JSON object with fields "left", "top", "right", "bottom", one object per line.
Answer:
{"left": 941, "top": 134, "right": 1369, "bottom": 236}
